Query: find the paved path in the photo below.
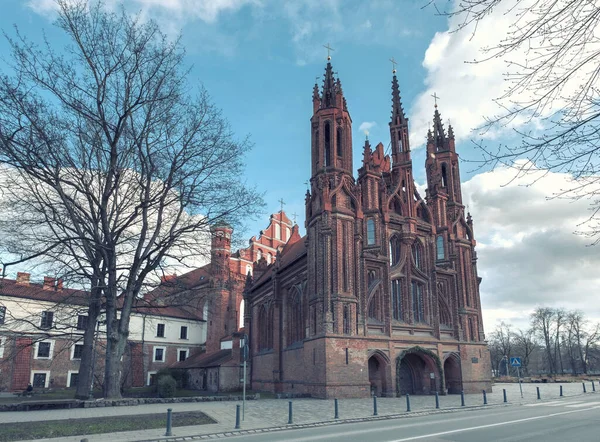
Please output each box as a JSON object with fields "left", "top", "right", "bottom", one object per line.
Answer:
{"left": 1, "top": 382, "right": 597, "bottom": 442}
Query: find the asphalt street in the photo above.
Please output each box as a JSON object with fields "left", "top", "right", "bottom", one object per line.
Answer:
{"left": 226, "top": 395, "right": 600, "bottom": 442}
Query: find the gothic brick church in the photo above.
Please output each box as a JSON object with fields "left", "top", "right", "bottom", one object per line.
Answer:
{"left": 243, "top": 58, "right": 492, "bottom": 398}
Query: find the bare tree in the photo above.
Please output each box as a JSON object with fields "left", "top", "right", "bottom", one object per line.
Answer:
{"left": 512, "top": 328, "right": 537, "bottom": 376}
{"left": 531, "top": 307, "right": 556, "bottom": 374}
{"left": 0, "top": 1, "right": 262, "bottom": 398}
{"left": 489, "top": 321, "right": 513, "bottom": 375}
{"left": 430, "top": 0, "right": 600, "bottom": 242}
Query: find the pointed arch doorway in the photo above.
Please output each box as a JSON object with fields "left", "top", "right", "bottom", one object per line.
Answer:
{"left": 368, "top": 352, "right": 390, "bottom": 397}
{"left": 444, "top": 353, "right": 463, "bottom": 394}
{"left": 396, "top": 347, "right": 442, "bottom": 395}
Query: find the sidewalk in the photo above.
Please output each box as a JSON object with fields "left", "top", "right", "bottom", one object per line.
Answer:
{"left": 2, "top": 382, "right": 597, "bottom": 442}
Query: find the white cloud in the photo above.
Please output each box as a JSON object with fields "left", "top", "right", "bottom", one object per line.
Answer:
{"left": 462, "top": 162, "right": 600, "bottom": 332}
{"left": 358, "top": 121, "right": 376, "bottom": 134}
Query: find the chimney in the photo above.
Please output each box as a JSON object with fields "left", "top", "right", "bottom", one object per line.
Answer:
{"left": 16, "top": 272, "right": 30, "bottom": 285}
{"left": 43, "top": 276, "right": 55, "bottom": 291}
{"left": 56, "top": 279, "right": 63, "bottom": 291}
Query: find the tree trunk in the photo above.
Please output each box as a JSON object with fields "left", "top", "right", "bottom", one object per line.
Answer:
{"left": 75, "top": 287, "right": 101, "bottom": 400}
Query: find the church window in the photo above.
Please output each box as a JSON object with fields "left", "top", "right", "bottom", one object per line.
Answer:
{"left": 468, "top": 317, "right": 476, "bottom": 341}
{"left": 286, "top": 227, "right": 291, "bottom": 239}
{"left": 337, "top": 127, "right": 343, "bottom": 158}
{"left": 246, "top": 264, "right": 252, "bottom": 276}
{"left": 367, "top": 269, "right": 377, "bottom": 287}
{"left": 258, "top": 304, "right": 274, "bottom": 351}
{"left": 275, "top": 223, "right": 281, "bottom": 240}
{"left": 256, "top": 249, "right": 262, "bottom": 261}
{"left": 391, "top": 279, "right": 403, "bottom": 321}
{"left": 343, "top": 305, "right": 351, "bottom": 335}
{"left": 390, "top": 235, "right": 401, "bottom": 266}
{"left": 342, "top": 223, "right": 349, "bottom": 291}
{"left": 324, "top": 122, "right": 331, "bottom": 167}
{"left": 436, "top": 235, "right": 445, "bottom": 260}
{"left": 412, "top": 241, "right": 423, "bottom": 270}
{"left": 367, "top": 219, "right": 376, "bottom": 245}
{"left": 368, "top": 289, "right": 383, "bottom": 322}
{"left": 441, "top": 163, "right": 448, "bottom": 188}
{"left": 411, "top": 282, "right": 425, "bottom": 323}
{"left": 266, "top": 253, "right": 271, "bottom": 264}
{"left": 239, "top": 299, "right": 245, "bottom": 328}
{"left": 287, "top": 289, "right": 304, "bottom": 345}
{"left": 398, "top": 132, "right": 403, "bottom": 152}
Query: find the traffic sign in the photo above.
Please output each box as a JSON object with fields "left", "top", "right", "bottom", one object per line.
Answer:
{"left": 510, "top": 357, "right": 522, "bottom": 367}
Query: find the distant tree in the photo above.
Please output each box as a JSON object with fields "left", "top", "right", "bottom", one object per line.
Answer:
{"left": 430, "top": 0, "right": 600, "bottom": 243}
{"left": 489, "top": 321, "right": 513, "bottom": 376}
{"left": 531, "top": 307, "right": 556, "bottom": 374}
{"left": 0, "top": 0, "right": 262, "bottom": 399}
{"left": 512, "top": 328, "right": 537, "bottom": 376}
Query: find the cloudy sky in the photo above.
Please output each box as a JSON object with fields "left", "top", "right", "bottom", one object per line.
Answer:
{"left": 1, "top": 0, "right": 598, "bottom": 332}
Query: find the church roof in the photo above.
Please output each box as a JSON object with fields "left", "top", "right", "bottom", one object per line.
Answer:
{"left": 252, "top": 234, "right": 307, "bottom": 289}
{"left": 172, "top": 348, "right": 232, "bottom": 369}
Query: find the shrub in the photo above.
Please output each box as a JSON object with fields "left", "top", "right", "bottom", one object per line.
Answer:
{"left": 157, "top": 375, "right": 177, "bottom": 398}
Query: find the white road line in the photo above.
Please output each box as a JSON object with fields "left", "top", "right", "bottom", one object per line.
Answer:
{"left": 565, "top": 402, "right": 600, "bottom": 408}
{"left": 523, "top": 400, "right": 562, "bottom": 407}
{"left": 544, "top": 401, "right": 583, "bottom": 407}
{"left": 388, "top": 405, "right": 600, "bottom": 442}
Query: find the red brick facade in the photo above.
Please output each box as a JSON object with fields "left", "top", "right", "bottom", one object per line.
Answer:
{"left": 245, "top": 61, "right": 492, "bottom": 398}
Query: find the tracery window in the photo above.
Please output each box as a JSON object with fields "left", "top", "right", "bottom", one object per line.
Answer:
{"left": 390, "top": 235, "right": 401, "bottom": 266}
{"left": 412, "top": 241, "right": 423, "bottom": 270}
{"left": 436, "top": 235, "right": 445, "bottom": 260}
{"left": 324, "top": 122, "right": 331, "bottom": 167}
{"left": 367, "top": 219, "right": 376, "bottom": 245}
{"left": 258, "top": 304, "right": 274, "bottom": 350}
{"left": 337, "top": 127, "right": 343, "bottom": 157}
{"left": 411, "top": 282, "right": 425, "bottom": 323}
{"left": 287, "top": 289, "right": 304, "bottom": 345}
{"left": 368, "top": 289, "right": 384, "bottom": 322}
{"left": 391, "top": 279, "right": 403, "bottom": 321}
{"left": 343, "top": 304, "right": 351, "bottom": 335}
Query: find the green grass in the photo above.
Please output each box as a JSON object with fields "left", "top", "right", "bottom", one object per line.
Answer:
{"left": 0, "top": 411, "right": 216, "bottom": 442}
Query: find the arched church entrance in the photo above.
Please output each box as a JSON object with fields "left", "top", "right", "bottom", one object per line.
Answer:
{"left": 444, "top": 354, "right": 462, "bottom": 394}
{"left": 367, "top": 352, "right": 389, "bottom": 397}
{"left": 396, "top": 347, "right": 442, "bottom": 396}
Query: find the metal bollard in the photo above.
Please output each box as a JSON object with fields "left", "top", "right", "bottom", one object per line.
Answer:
{"left": 503, "top": 388, "right": 507, "bottom": 403}
{"left": 334, "top": 398, "right": 339, "bottom": 419}
{"left": 593, "top": 381, "right": 596, "bottom": 392}
{"left": 406, "top": 394, "right": 411, "bottom": 412}
{"left": 461, "top": 390, "right": 465, "bottom": 407}
{"left": 373, "top": 396, "right": 378, "bottom": 416}
{"left": 288, "top": 401, "right": 293, "bottom": 424}
{"left": 235, "top": 404, "right": 241, "bottom": 429}
{"left": 536, "top": 387, "right": 541, "bottom": 400}
{"left": 560, "top": 385, "right": 563, "bottom": 397}
{"left": 165, "top": 408, "right": 173, "bottom": 436}
{"left": 583, "top": 382, "right": 587, "bottom": 393}
{"left": 483, "top": 389, "right": 487, "bottom": 405}
{"left": 435, "top": 391, "right": 439, "bottom": 409}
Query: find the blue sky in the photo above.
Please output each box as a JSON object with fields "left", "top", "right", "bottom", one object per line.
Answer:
{"left": 2, "top": 0, "right": 600, "bottom": 332}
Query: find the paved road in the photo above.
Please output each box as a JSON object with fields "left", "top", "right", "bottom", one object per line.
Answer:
{"left": 226, "top": 395, "right": 600, "bottom": 442}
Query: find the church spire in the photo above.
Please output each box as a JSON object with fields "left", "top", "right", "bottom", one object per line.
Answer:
{"left": 390, "top": 73, "right": 407, "bottom": 125}
{"left": 321, "top": 61, "right": 337, "bottom": 108}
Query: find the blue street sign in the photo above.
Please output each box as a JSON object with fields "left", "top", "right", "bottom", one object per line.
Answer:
{"left": 510, "top": 357, "right": 522, "bottom": 367}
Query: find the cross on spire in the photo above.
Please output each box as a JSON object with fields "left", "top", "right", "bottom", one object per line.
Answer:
{"left": 291, "top": 212, "right": 298, "bottom": 224}
{"left": 431, "top": 92, "right": 440, "bottom": 108}
{"left": 389, "top": 56, "right": 397, "bottom": 74}
{"left": 278, "top": 198, "right": 285, "bottom": 214}
{"left": 323, "top": 43, "right": 335, "bottom": 61}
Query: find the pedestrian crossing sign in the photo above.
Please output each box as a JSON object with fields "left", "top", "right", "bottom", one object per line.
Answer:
{"left": 510, "top": 357, "right": 522, "bottom": 367}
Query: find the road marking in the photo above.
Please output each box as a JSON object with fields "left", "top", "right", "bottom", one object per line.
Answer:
{"left": 565, "top": 402, "right": 600, "bottom": 408}
{"left": 388, "top": 406, "right": 600, "bottom": 442}
{"left": 544, "top": 401, "right": 583, "bottom": 407}
{"left": 523, "top": 400, "right": 562, "bottom": 407}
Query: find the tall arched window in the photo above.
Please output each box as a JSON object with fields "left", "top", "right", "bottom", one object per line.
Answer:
{"left": 390, "top": 235, "right": 401, "bottom": 266}
{"left": 391, "top": 279, "right": 403, "bottom": 321}
{"left": 436, "top": 235, "right": 445, "bottom": 260}
{"left": 411, "top": 281, "right": 424, "bottom": 323}
{"left": 239, "top": 299, "right": 245, "bottom": 329}
{"left": 266, "top": 254, "right": 272, "bottom": 264}
{"left": 337, "top": 127, "right": 343, "bottom": 157}
{"left": 343, "top": 304, "right": 351, "bottom": 335}
{"left": 275, "top": 223, "right": 281, "bottom": 240}
{"left": 368, "top": 289, "right": 384, "bottom": 322}
{"left": 441, "top": 163, "right": 448, "bottom": 188}
{"left": 398, "top": 132, "right": 403, "bottom": 152}
{"left": 412, "top": 241, "right": 422, "bottom": 270}
{"left": 258, "top": 304, "right": 274, "bottom": 350}
{"left": 246, "top": 264, "right": 252, "bottom": 276}
{"left": 256, "top": 249, "right": 262, "bottom": 262}
{"left": 286, "top": 227, "right": 291, "bottom": 240}
{"left": 287, "top": 289, "right": 304, "bottom": 345}
{"left": 324, "top": 122, "right": 331, "bottom": 167}
{"left": 367, "top": 219, "right": 376, "bottom": 245}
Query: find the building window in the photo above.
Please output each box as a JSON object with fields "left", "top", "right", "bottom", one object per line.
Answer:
{"left": 411, "top": 282, "right": 425, "bottom": 323}
{"left": 156, "top": 323, "right": 165, "bottom": 338}
{"left": 391, "top": 279, "right": 403, "bottom": 321}
{"left": 275, "top": 223, "right": 281, "bottom": 240}
{"left": 266, "top": 254, "right": 272, "bottom": 264}
{"left": 256, "top": 249, "right": 262, "bottom": 261}
{"left": 76, "top": 315, "right": 88, "bottom": 330}
{"left": 40, "top": 311, "right": 54, "bottom": 329}
{"left": 368, "top": 289, "right": 383, "bottom": 322}
{"left": 153, "top": 347, "right": 166, "bottom": 362}
{"left": 246, "top": 264, "right": 253, "bottom": 275}
{"left": 367, "top": 219, "right": 376, "bottom": 245}
{"left": 436, "top": 235, "right": 445, "bottom": 260}
{"left": 390, "top": 236, "right": 401, "bottom": 266}
{"left": 343, "top": 305, "right": 351, "bottom": 335}
{"left": 324, "top": 121, "right": 331, "bottom": 167}
{"left": 178, "top": 349, "right": 189, "bottom": 362}
{"left": 180, "top": 326, "right": 188, "bottom": 340}
{"left": 68, "top": 372, "right": 79, "bottom": 388}
{"left": 337, "top": 127, "right": 343, "bottom": 157}
{"left": 287, "top": 290, "right": 304, "bottom": 346}
{"left": 286, "top": 227, "right": 291, "bottom": 240}
{"left": 147, "top": 372, "right": 157, "bottom": 386}
{"left": 258, "top": 304, "right": 274, "bottom": 350}
{"left": 36, "top": 341, "right": 53, "bottom": 359}
{"left": 72, "top": 344, "right": 84, "bottom": 360}
{"left": 412, "top": 242, "right": 422, "bottom": 270}
{"left": 31, "top": 371, "right": 49, "bottom": 388}
{"left": 0, "top": 306, "right": 5, "bottom": 325}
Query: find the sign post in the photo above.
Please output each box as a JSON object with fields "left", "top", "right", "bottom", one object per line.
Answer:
{"left": 510, "top": 357, "right": 523, "bottom": 398}
{"left": 242, "top": 334, "right": 248, "bottom": 420}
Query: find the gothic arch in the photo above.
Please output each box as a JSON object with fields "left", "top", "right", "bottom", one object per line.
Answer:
{"left": 330, "top": 176, "right": 360, "bottom": 214}
{"left": 286, "top": 285, "right": 304, "bottom": 346}
{"left": 415, "top": 199, "right": 432, "bottom": 223}
{"left": 396, "top": 346, "right": 444, "bottom": 395}
{"left": 443, "top": 353, "right": 462, "bottom": 394}
{"left": 368, "top": 350, "right": 392, "bottom": 397}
